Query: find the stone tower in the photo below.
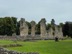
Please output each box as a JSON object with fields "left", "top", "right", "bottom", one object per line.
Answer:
{"left": 20, "top": 18, "right": 28, "bottom": 37}
{"left": 40, "top": 18, "right": 47, "bottom": 39}
{"left": 31, "top": 21, "right": 36, "bottom": 37}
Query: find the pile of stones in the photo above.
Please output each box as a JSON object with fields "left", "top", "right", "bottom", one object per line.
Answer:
{"left": 0, "top": 48, "right": 19, "bottom": 54}
{"left": 0, "top": 48, "right": 39, "bottom": 54}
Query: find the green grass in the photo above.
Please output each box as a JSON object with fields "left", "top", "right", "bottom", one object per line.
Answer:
{"left": 0, "top": 40, "right": 72, "bottom": 54}
{"left": 0, "top": 40, "right": 15, "bottom": 45}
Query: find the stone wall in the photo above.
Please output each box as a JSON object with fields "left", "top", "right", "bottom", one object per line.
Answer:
{"left": 54, "top": 26, "right": 63, "bottom": 39}
{"left": 47, "top": 28, "right": 54, "bottom": 39}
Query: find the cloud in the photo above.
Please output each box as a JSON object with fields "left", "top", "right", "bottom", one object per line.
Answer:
{"left": 0, "top": 0, "right": 72, "bottom": 24}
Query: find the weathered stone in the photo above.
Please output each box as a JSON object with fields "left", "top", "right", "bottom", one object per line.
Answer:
{"left": 31, "top": 21, "right": 36, "bottom": 37}
{"left": 12, "top": 33, "right": 16, "bottom": 36}
{"left": 48, "top": 28, "right": 54, "bottom": 39}
{"left": 20, "top": 18, "right": 28, "bottom": 37}
{"left": 0, "top": 48, "right": 39, "bottom": 54}
{"left": 40, "top": 18, "right": 47, "bottom": 39}
{"left": 54, "top": 26, "right": 59, "bottom": 38}
{"left": 58, "top": 27, "right": 63, "bottom": 39}
{"left": 54, "top": 26, "right": 63, "bottom": 39}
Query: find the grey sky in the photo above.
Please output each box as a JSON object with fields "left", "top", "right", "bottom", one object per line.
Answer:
{"left": 0, "top": 0, "right": 72, "bottom": 24}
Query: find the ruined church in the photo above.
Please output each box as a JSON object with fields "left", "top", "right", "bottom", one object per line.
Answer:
{"left": 20, "top": 18, "right": 63, "bottom": 39}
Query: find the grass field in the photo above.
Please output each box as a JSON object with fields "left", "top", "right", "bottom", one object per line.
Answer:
{"left": 0, "top": 40, "right": 72, "bottom": 54}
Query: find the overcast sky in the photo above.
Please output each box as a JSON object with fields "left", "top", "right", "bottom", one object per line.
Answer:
{"left": 0, "top": 0, "right": 72, "bottom": 24}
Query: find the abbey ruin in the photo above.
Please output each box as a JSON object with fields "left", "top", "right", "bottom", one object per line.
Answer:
{"left": 0, "top": 18, "right": 64, "bottom": 40}
{"left": 20, "top": 18, "right": 63, "bottom": 40}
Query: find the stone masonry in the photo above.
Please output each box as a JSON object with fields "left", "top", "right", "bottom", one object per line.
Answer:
{"left": 19, "top": 18, "right": 64, "bottom": 39}
{"left": 20, "top": 18, "right": 28, "bottom": 37}
{"left": 54, "top": 26, "right": 63, "bottom": 39}
{"left": 0, "top": 48, "right": 39, "bottom": 54}
{"left": 48, "top": 28, "right": 54, "bottom": 39}
{"left": 31, "top": 21, "right": 36, "bottom": 37}
{"left": 40, "top": 18, "right": 47, "bottom": 39}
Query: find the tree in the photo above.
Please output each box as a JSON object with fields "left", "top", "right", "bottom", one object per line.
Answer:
{"left": 35, "top": 21, "right": 40, "bottom": 34}
{"left": 63, "top": 22, "right": 69, "bottom": 37}
{"left": 51, "top": 19, "right": 55, "bottom": 31}
{"left": 0, "top": 17, "right": 17, "bottom": 36}
{"left": 59, "top": 23, "right": 64, "bottom": 27}
{"left": 16, "top": 21, "right": 20, "bottom": 35}
{"left": 26, "top": 21, "right": 31, "bottom": 34}
{"left": 51, "top": 19, "right": 55, "bottom": 25}
{"left": 46, "top": 23, "right": 51, "bottom": 30}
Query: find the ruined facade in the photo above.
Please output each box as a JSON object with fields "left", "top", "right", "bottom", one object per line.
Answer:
{"left": 19, "top": 18, "right": 63, "bottom": 39}
{"left": 47, "top": 25, "right": 63, "bottom": 39}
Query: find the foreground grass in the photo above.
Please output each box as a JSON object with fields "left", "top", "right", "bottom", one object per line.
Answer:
{"left": 0, "top": 40, "right": 72, "bottom": 54}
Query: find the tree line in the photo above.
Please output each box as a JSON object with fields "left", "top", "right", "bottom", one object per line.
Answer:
{"left": 0, "top": 17, "right": 72, "bottom": 38}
